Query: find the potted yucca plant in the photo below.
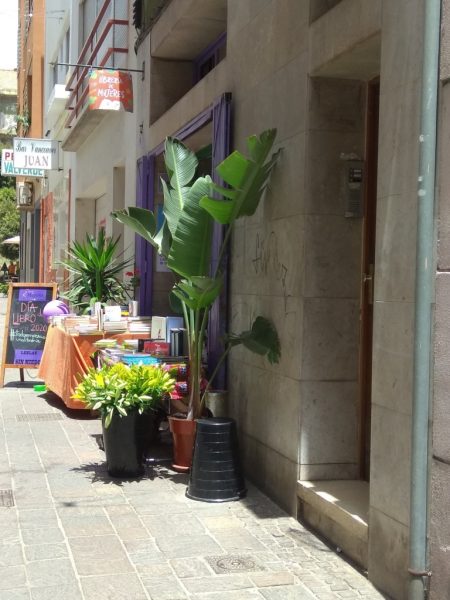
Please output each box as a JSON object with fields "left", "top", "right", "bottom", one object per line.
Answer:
{"left": 73, "top": 363, "right": 175, "bottom": 477}
{"left": 112, "top": 130, "right": 281, "bottom": 474}
{"left": 59, "top": 229, "right": 132, "bottom": 313}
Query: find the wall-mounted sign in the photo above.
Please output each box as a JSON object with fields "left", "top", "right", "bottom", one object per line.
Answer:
{"left": 1, "top": 150, "right": 45, "bottom": 178}
{"left": 13, "top": 138, "right": 59, "bottom": 171}
{"left": 88, "top": 69, "right": 133, "bottom": 112}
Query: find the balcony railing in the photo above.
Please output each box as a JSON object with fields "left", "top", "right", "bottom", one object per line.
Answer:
{"left": 65, "top": 0, "right": 128, "bottom": 129}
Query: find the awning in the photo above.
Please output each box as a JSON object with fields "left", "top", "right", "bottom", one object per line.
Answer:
{"left": 2, "top": 236, "right": 20, "bottom": 244}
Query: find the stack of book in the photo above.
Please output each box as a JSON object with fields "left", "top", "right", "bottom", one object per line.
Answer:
{"left": 103, "top": 320, "right": 128, "bottom": 333}
{"left": 128, "top": 317, "right": 151, "bottom": 334}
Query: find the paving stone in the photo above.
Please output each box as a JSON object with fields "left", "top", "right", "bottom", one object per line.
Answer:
{"left": 142, "top": 514, "right": 205, "bottom": 537}
{"left": 26, "top": 558, "right": 76, "bottom": 588}
{"left": 250, "top": 571, "right": 296, "bottom": 587}
{"left": 200, "top": 515, "right": 244, "bottom": 530}
{"left": 80, "top": 573, "right": 149, "bottom": 600}
{"left": 123, "top": 537, "right": 163, "bottom": 568}
{"left": 21, "top": 528, "right": 64, "bottom": 545}
{"left": 30, "top": 584, "right": 84, "bottom": 600}
{"left": 259, "top": 584, "right": 317, "bottom": 599}
{"left": 170, "top": 557, "right": 212, "bottom": 578}
{"left": 0, "top": 589, "right": 31, "bottom": 600}
{"left": 69, "top": 535, "right": 133, "bottom": 576}
{"left": 24, "top": 543, "right": 69, "bottom": 562}
{"left": 155, "top": 534, "right": 222, "bottom": 558}
{"left": 190, "top": 591, "right": 264, "bottom": 600}
{"left": 0, "top": 543, "right": 24, "bottom": 567}
{"left": 212, "top": 529, "right": 267, "bottom": 553}
{"left": 141, "top": 575, "right": 187, "bottom": 599}
{"left": 59, "top": 514, "right": 114, "bottom": 537}
{"left": 18, "top": 509, "right": 58, "bottom": 529}
{"left": 182, "top": 574, "right": 254, "bottom": 594}
{"left": 0, "top": 565, "right": 27, "bottom": 589}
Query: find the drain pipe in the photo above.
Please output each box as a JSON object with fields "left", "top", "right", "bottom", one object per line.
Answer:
{"left": 409, "top": 0, "right": 441, "bottom": 598}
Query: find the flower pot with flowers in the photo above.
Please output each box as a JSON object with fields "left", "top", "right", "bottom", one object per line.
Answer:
{"left": 73, "top": 363, "right": 175, "bottom": 477}
{"left": 125, "top": 268, "right": 141, "bottom": 300}
{"left": 112, "top": 130, "right": 281, "bottom": 479}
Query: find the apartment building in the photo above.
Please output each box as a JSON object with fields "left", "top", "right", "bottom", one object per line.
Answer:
{"left": 17, "top": 0, "right": 45, "bottom": 282}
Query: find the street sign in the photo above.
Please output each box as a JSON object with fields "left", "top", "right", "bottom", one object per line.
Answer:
{"left": 1, "top": 150, "right": 45, "bottom": 178}
{"left": 13, "top": 138, "right": 59, "bottom": 171}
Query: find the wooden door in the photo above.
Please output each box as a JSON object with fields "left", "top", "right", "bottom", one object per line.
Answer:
{"left": 359, "top": 79, "right": 379, "bottom": 480}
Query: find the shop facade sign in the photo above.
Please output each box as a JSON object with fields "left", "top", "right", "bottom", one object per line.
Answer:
{"left": 13, "top": 138, "right": 59, "bottom": 171}
{"left": 1, "top": 150, "right": 45, "bottom": 177}
{"left": 88, "top": 69, "right": 133, "bottom": 112}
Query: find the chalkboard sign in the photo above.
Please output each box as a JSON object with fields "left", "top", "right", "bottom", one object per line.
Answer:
{"left": 0, "top": 283, "right": 57, "bottom": 386}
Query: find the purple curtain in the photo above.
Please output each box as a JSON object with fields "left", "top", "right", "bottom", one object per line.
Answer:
{"left": 135, "top": 154, "right": 154, "bottom": 316}
{"left": 208, "top": 93, "right": 232, "bottom": 389}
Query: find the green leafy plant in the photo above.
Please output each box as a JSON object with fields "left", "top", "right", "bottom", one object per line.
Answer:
{"left": 59, "top": 229, "right": 132, "bottom": 313}
{"left": 113, "top": 130, "right": 281, "bottom": 420}
{"left": 0, "top": 187, "right": 20, "bottom": 260}
{"left": 73, "top": 363, "right": 175, "bottom": 427}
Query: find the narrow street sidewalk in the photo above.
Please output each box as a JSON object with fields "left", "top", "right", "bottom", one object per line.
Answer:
{"left": 0, "top": 297, "right": 387, "bottom": 599}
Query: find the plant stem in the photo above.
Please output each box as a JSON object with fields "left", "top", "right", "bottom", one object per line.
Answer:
{"left": 200, "top": 345, "right": 231, "bottom": 410}
{"left": 214, "top": 224, "right": 232, "bottom": 279}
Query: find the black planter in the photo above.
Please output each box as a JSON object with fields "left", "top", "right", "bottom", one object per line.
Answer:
{"left": 187, "top": 417, "right": 246, "bottom": 502}
{"left": 102, "top": 409, "right": 145, "bottom": 478}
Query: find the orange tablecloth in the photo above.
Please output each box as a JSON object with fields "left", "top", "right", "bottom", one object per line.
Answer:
{"left": 38, "top": 326, "right": 146, "bottom": 409}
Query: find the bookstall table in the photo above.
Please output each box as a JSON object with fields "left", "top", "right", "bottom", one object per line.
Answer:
{"left": 38, "top": 326, "right": 146, "bottom": 409}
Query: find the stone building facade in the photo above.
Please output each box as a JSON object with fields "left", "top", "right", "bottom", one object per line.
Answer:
{"left": 37, "top": 1, "right": 450, "bottom": 598}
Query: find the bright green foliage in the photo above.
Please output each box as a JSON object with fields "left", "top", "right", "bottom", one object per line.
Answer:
{"left": 200, "top": 130, "right": 281, "bottom": 223}
{"left": 113, "top": 130, "right": 281, "bottom": 420}
{"left": 73, "top": 363, "right": 175, "bottom": 428}
{"left": 0, "top": 187, "right": 20, "bottom": 260}
{"left": 59, "top": 229, "right": 132, "bottom": 313}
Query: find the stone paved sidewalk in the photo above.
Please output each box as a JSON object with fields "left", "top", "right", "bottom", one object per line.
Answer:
{"left": 0, "top": 297, "right": 387, "bottom": 599}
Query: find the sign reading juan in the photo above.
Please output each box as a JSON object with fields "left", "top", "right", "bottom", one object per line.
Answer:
{"left": 0, "top": 283, "right": 57, "bottom": 386}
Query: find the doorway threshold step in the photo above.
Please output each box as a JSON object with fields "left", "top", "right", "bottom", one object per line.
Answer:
{"left": 297, "top": 479, "right": 369, "bottom": 569}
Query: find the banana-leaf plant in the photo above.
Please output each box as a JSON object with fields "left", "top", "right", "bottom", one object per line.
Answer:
{"left": 59, "top": 229, "right": 132, "bottom": 313}
{"left": 113, "top": 129, "right": 281, "bottom": 420}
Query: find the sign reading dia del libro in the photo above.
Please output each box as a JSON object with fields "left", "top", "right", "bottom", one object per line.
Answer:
{"left": 13, "top": 138, "right": 59, "bottom": 171}
{"left": 88, "top": 69, "right": 133, "bottom": 112}
{"left": 0, "top": 283, "right": 57, "bottom": 387}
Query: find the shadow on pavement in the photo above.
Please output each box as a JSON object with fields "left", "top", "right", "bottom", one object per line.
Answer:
{"left": 40, "top": 391, "right": 98, "bottom": 420}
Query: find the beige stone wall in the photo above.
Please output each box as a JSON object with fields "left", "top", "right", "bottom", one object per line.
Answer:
{"left": 134, "top": 1, "right": 426, "bottom": 597}
{"left": 226, "top": 0, "right": 309, "bottom": 515}
{"left": 368, "top": 1, "right": 423, "bottom": 598}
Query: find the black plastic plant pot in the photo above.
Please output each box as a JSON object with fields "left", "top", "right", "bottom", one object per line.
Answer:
{"left": 102, "top": 409, "right": 145, "bottom": 478}
{"left": 186, "top": 417, "right": 246, "bottom": 502}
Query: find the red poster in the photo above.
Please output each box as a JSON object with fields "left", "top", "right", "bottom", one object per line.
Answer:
{"left": 88, "top": 69, "right": 133, "bottom": 112}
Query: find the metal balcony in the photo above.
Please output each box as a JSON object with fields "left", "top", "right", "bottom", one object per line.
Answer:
{"left": 62, "top": 0, "right": 129, "bottom": 151}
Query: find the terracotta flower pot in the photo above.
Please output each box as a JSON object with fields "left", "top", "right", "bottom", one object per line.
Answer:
{"left": 168, "top": 416, "right": 196, "bottom": 472}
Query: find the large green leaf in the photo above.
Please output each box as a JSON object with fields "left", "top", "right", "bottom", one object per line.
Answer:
{"left": 163, "top": 137, "right": 198, "bottom": 237}
{"left": 172, "top": 276, "right": 222, "bottom": 311}
{"left": 112, "top": 208, "right": 157, "bottom": 246}
{"left": 168, "top": 176, "right": 213, "bottom": 278}
{"left": 153, "top": 219, "right": 171, "bottom": 258}
{"left": 199, "top": 129, "right": 279, "bottom": 224}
